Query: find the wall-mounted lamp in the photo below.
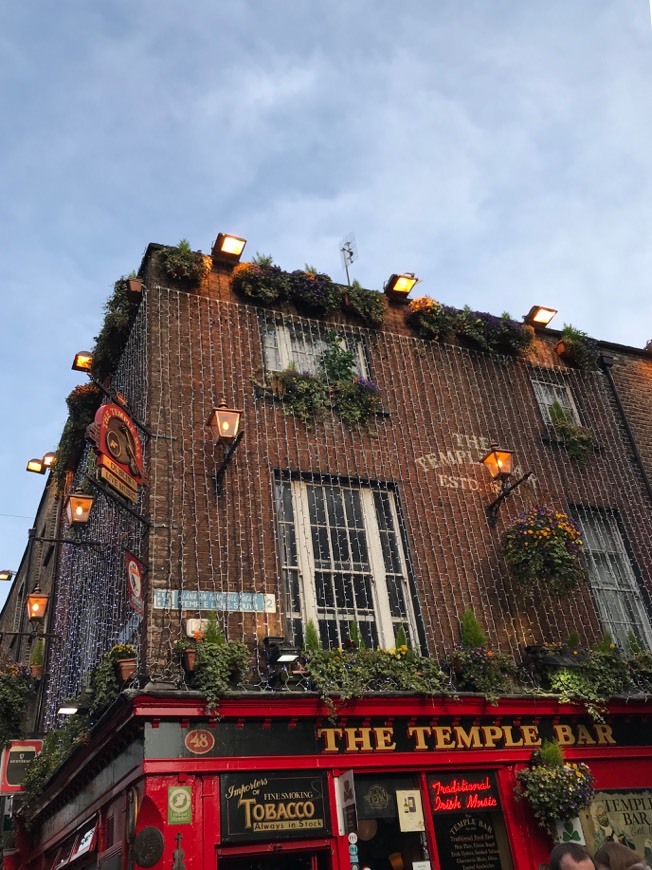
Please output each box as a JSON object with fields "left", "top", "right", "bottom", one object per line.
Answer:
{"left": 57, "top": 692, "right": 92, "bottom": 716}
{"left": 72, "top": 351, "right": 93, "bottom": 373}
{"left": 261, "top": 636, "right": 303, "bottom": 687}
{"left": 26, "top": 452, "right": 55, "bottom": 474}
{"left": 26, "top": 585, "right": 50, "bottom": 623}
{"left": 524, "top": 305, "right": 558, "bottom": 328}
{"left": 384, "top": 273, "right": 419, "bottom": 302}
{"left": 0, "top": 569, "right": 14, "bottom": 582}
{"left": 207, "top": 399, "right": 244, "bottom": 496}
{"left": 211, "top": 233, "right": 247, "bottom": 265}
{"left": 481, "top": 444, "right": 533, "bottom": 526}
{"left": 64, "top": 492, "right": 95, "bottom": 525}
{"left": 57, "top": 702, "right": 80, "bottom": 716}
{"left": 263, "top": 636, "right": 300, "bottom": 666}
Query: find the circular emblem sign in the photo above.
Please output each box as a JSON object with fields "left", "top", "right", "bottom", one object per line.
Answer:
{"left": 127, "top": 558, "right": 142, "bottom": 598}
{"left": 132, "top": 827, "right": 164, "bottom": 867}
{"left": 184, "top": 729, "right": 215, "bottom": 755}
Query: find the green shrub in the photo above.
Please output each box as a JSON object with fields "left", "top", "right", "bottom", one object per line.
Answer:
{"left": 158, "top": 239, "right": 208, "bottom": 285}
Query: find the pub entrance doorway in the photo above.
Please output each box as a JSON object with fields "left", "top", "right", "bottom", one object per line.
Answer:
{"left": 218, "top": 846, "right": 331, "bottom": 870}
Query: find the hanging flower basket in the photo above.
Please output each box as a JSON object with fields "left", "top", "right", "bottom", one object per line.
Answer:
{"left": 515, "top": 741, "right": 595, "bottom": 833}
{"left": 502, "top": 506, "right": 588, "bottom": 595}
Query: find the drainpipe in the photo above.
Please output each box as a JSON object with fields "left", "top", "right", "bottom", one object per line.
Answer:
{"left": 599, "top": 354, "right": 652, "bottom": 505}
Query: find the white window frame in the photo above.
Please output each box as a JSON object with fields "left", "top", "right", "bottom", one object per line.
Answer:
{"left": 573, "top": 507, "right": 652, "bottom": 650}
{"left": 276, "top": 478, "right": 419, "bottom": 650}
{"left": 531, "top": 377, "right": 581, "bottom": 426}
{"left": 261, "top": 318, "right": 369, "bottom": 378}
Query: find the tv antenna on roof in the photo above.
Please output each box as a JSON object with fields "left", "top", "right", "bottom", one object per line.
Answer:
{"left": 339, "top": 233, "right": 357, "bottom": 286}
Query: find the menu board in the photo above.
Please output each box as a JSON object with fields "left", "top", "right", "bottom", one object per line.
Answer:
{"left": 433, "top": 812, "right": 503, "bottom": 870}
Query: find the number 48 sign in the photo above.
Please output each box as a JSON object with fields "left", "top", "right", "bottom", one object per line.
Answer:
{"left": 184, "top": 729, "right": 215, "bottom": 755}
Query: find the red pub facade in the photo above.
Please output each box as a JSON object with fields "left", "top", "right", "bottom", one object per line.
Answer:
{"left": 10, "top": 694, "right": 652, "bottom": 869}
{"left": 3, "top": 234, "right": 652, "bottom": 869}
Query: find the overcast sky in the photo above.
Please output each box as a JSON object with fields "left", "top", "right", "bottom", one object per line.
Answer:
{"left": 2, "top": 1, "right": 652, "bottom": 609}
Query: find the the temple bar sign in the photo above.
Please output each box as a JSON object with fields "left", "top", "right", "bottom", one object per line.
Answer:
{"left": 316, "top": 721, "right": 617, "bottom": 753}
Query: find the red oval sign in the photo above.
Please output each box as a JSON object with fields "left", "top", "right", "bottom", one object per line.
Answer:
{"left": 184, "top": 729, "right": 215, "bottom": 755}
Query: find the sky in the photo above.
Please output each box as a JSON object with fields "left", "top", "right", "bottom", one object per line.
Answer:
{"left": 2, "top": 1, "right": 652, "bottom": 609}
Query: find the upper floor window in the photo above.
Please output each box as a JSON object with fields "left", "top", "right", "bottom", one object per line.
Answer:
{"left": 274, "top": 476, "right": 420, "bottom": 651}
{"left": 531, "top": 376, "right": 580, "bottom": 426}
{"left": 261, "top": 317, "right": 369, "bottom": 378}
{"left": 573, "top": 506, "right": 652, "bottom": 650}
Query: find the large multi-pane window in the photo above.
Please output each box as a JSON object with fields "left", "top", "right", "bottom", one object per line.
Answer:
{"left": 274, "top": 477, "right": 419, "bottom": 650}
{"left": 531, "top": 375, "right": 580, "bottom": 426}
{"left": 261, "top": 318, "right": 368, "bottom": 378}
{"left": 573, "top": 507, "right": 652, "bottom": 650}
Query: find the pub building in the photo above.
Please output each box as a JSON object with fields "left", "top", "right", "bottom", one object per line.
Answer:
{"left": 4, "top": 234, "right": 652, "bottom": 868}
{"left": 11, "top": 692, "right": 652, "bottom": 869}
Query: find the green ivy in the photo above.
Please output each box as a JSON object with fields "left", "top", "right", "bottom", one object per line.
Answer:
{"left": 51, "top": 383, "right": 103, "bottom": 491}
{"left": 193, "top": 640, "right": 252, "bottom": 713}
{"left": 267, "top": 366, "right": 329, "bottom": 425}
{"left": 305, "top": 647, "right": 448, "bottom": 715}
{"left": 557, "top": 325, "right": 600, "bottom": 370}
{"left": 92, "top": 277, "right": 142, "bottom": 382}
{"left": 547, "top": 643, "right": 634, "bottom": 721}
{"left": 549, "top": 401, "right": 594, "bottom": 465}
{"left": 19, "top": 715, "right": 89, "bottom": 823}
{"left": 444, "top": 645, "right": 516, "bottom": 702}
{"left": 0, "top": 665, "right": 31, "bottom": 750}
{"left": 343, "top": 280, "right": 387, "bottom": 328}
{"left": 88, "top": 654, "right": 121, "bottom": 717}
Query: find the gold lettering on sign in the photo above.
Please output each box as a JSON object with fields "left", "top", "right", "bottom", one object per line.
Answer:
{"left": 316, "top": 722, "right": 616, "bottom": 753}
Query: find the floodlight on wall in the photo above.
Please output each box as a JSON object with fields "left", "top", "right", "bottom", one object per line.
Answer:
{"left": 207, "top": 399, "right": 244, "bottom": 496}
{"left": 263, "top": 636, "right": 300, "bottom": 665}
{"left": 524, "top": 306, "right": 558, "bottom": 328}
{"left": 57, "top": 692, "right": 92, "bottom": 716}
{"left": 211, "top": 233, "right": 247, "bottom": 265}
{"left": 72, "top": 351, "right": 93, "bottom": 372}
{"left": 0, "top": 569, "right": 14, "bottom": 582}
{"left": 26, "top": 585, "right": 50, "bottom": 623}
{"left": 58, "top": 703, "right": 80, "bottom": 716}
{"left": 26, "top": 453, "right": 55, "bottom": 474}
{"left": 481, "top": 444, "right": 533, "bottom": 526}
{"left": 384, "top": 273, "right": 419, "bottom": 302}
{"left": 64, "top": 492, "right": 95, "bottom": 525}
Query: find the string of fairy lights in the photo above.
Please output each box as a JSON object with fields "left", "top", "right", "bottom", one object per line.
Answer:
{"left": 44, "top": 277, "right": 652, "bottom": 720}
{"left": 43, "top": 300, "right": 150, "bottom": 726}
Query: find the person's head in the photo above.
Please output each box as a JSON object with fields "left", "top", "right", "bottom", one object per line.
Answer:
{"left": 550, "top": 843, "right": 596, "bottom": 870}
{"left": 594, "top": 841, "right": 645, "bottom": 870}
